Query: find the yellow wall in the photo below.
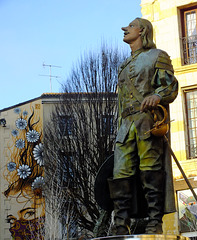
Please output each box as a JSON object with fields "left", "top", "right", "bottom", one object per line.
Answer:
{"left": 0, "top": 99, "right": 43, "bottom": 239}
{"left": 141, "top": 0, "right": 197, "bottom": 235}
{"left": 0, "top": 94, "right": 66, "bottom": 239}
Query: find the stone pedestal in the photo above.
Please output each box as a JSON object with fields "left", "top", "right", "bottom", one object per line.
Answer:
{"left": 92, "top": 235, "right": 189, "bottom": 240}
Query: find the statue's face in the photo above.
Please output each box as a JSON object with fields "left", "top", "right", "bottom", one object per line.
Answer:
{"left": 121, "top": 19, "right": 141, "bottom": 44}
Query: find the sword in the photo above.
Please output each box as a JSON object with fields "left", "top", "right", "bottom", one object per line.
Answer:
{"left": 164, "top": 135, "right": 197, "bottom": 202}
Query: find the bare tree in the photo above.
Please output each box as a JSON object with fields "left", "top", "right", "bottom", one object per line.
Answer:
{"left": 44, "top": 174, "right": 78, "bottom": 240}
{"left": 44, "top": 44, "right": 127, "bottom": 237}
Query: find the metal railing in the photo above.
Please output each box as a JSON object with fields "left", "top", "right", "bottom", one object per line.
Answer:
{"left": 181, "top": 35, "right": 197, "bottom": 65}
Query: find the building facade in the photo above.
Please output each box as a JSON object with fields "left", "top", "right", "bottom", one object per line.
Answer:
{"left": 141, "top": 0, "right": 197, "bottom": 237}
{"left": 0, "top": 94, "right": 62, "bottom": 240}
{"left": 0, "top": 93, "right": 117, "bottom": 239}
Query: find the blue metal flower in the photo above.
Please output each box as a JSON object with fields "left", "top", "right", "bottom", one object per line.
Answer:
{"left": 15, "top": 139, "right": 25, "bottom": 149}
{"left": 32, "top": 176, "right": 45, "bottom": 190}
{"left": 17, "top": 164, "right": 31, "bottom": 179}
{"left": 33, "top": 143, "right": 44, "bottom": 166}
{"left": 26, "top": 130, "right": 40, "bottom": 143}
{"left": 11, "top": 129, "right": 19, "bottom": 137}
{"left": 23, "top": 110, "right": 28, "bottom": 117}
{"left": 7, "top": 162, "right": 16, "bottom": 172}
{"left": 14, "top": 108, "right": 21, "bottom": 114}
{"left": 15, "top": 118, "right": 27, "bottom": 130}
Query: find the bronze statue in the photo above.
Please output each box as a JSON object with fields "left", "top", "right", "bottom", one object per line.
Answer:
{"left": 107, "top": 18, "right": 178, "bottom": 235}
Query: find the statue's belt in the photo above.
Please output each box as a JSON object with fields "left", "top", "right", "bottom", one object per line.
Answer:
{"left": 121, "top": 105, "right": 141, "bottom": 119}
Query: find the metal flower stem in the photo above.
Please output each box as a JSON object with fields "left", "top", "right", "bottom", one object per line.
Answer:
{"left": 164, "top": 135, "right": 197, "bottom": 202}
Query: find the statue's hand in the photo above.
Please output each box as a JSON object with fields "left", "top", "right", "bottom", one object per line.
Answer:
{"left": 140, "top": 95, "right": 161, "bottom": 112}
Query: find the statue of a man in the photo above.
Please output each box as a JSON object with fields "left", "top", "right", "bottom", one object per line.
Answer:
{"left": 108, "top": 18, "right": 178, "bottom": 235}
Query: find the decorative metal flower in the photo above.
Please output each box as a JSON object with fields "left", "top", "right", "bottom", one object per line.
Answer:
{"left": 23, "top": 110, "right": 28, "bottom": 117}
{"left": 15, "top": 139, "right": 25, "bottom": 149}
{"left": 33, "top": 143, "right": 44, "bottom": 166}
{"left": 17, "top": 164, "right": 31, "bottom": 179}
{"left": 15, "top": 118, "right": 27, "bottom": 130}
{"left": 11, "top": 129, "right": 19, "bottom": 137}
{"left": 26, "top": 130, "right": 40, "bottom": 143}
{"left": 32, "top": 176, "right": 45, "bottom": 190}
{"left": 14, "top": 107, "right": 21, "bottom": 114}
{"left": 7, "top": 162, "right": 16, "bottom": 172}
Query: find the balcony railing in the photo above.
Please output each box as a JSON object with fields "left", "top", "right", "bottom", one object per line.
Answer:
{"left": 181, "top": 35, "right": 197, "bottom": 65}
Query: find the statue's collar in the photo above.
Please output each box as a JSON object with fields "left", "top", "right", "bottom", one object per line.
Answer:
{"left": 131, "top": 48, "right": 146, "bottom": 59}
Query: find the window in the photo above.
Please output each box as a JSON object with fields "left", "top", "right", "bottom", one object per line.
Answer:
{"left": 59, "top": 115, "right": 73, "bottom": 136}
{"left": 102, "top": 115, "right": 114, "bottom": 135}
{"left": 180, "top": 6, "right": 197, "bottom": 65}
{"left": 184, "top": 88, "right": 197, "bottom": 158}
{"left": 62, "top": 155, "right": 74, "bottom": 181}
{"left": 57, "top": 153, "right": 75, "bottom": 185}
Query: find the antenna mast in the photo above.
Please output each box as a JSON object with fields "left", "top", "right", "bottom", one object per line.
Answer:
{"left": 40, "top": 63, "right": 62, "bottom": 92}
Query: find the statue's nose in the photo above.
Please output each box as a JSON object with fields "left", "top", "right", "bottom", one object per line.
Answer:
{"left": 121, "top": 27, "right": 127, "bottom": 31}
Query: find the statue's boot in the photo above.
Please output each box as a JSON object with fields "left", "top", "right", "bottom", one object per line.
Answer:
{"left": 108, "top": 177, "right": 133, "bottom": 235}
{"left": 140, "top": 170, "right": 165, "bottom": 234}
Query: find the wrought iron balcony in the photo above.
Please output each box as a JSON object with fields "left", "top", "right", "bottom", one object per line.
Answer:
{"left": 181, "top": 35, "right": 197, "bottom": 65}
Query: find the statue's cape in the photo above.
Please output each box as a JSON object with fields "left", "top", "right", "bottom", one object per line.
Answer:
{"left": 94, "top": 151, "right": 176, "bottom": 215}
{"left": 94, "top": 155, "right": 148, "bottom": 218}
{"left": 94, "top": 155, "right": 114, "bottom": 212}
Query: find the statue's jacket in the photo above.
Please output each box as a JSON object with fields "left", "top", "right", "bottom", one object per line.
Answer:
{"left": 117, "top": 48, "right": 178, "bottom": 214}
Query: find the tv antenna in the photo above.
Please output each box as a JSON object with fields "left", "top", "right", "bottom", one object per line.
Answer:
{"left": 40, "top": 63, "right": 62, "bottom": 92}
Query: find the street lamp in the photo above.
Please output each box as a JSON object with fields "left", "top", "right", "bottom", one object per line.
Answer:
{"left": 0, "top": 118, "right": 6, "bottom": 127}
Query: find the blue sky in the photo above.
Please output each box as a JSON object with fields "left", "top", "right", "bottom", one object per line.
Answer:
{"left": 0, "top": 0, "right": 141, "bottom": 110}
